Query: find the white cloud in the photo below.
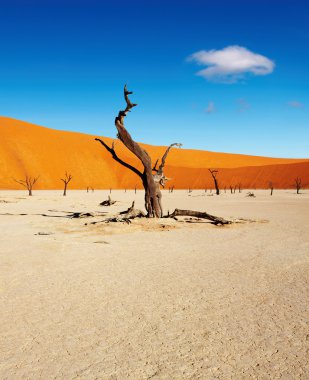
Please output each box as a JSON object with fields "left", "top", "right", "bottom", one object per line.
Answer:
{"left": 205, "top": 101, "right": 215, "bottom": 114}
{"left": 188, "top": 45, "right": 275, "bottom": 83}
{"left": 288, "top": 100, "right": 303, "bottom": 108}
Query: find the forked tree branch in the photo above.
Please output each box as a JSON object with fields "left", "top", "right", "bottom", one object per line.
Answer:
{"left": 209, "top": 169, "right": 218, "bottom": 179}
{"left": 152, "top": 159, "right": 159, "bottom": 173}
{"left": 157, "top": 143, "right": 182, "bottom": 175}
{"left": 61, "top": 172, "right": 73, "bottom": 184}
{"left": 13, "top": 175, "right": 39, "bottom": 189}
{"left": 95, "top": 138, "right": 143, "bottom": 179}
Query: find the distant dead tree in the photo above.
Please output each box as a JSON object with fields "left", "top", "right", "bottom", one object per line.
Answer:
{"left": 209, "top": 169, "right": 220, "bottom": 195}
{"left": 269, "top": 181, "right": 274, "bottom": 196}
{"left": 14, "top": 175, "right": 39, "bottom": 196}
{"left": 230, "top": 185, "right": 233, "bottom": 194}
{"left": 61, "top": 172, "right": 72, "bottom": 196}
{"left": 237, "top": 183, "right": 242, "bottom": 193}
{"left": 294, "top": 177, "right": 302, "bottom": 194}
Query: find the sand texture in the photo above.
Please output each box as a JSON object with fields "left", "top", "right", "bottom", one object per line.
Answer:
{"left": 0, "top": 189, "right": 308, "bottom": 379}
{"left": 1, "top": 116, "right": 309, "bottom": 190}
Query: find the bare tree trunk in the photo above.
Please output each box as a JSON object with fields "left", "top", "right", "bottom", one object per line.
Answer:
{"left": 295, "top": 177, "right": 301, "bottom": 194}
{"left": 269, "top": 181, "right": 274, "bottom": 196}
{"left": 209, "top": 169, "right": 220, "bottom": 195}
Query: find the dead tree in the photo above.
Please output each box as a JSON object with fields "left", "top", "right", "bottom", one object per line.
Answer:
{"left": 95, "top": 85, "right": 182, "bottom": 217}
{"left": 269, "top": 181, "right": 274, "bottom": 196}
{"left": 230, "top": 185, "right": 233, "bottom": 194}
{"left": 95, "top": 85, "right": 229, "bottom": 224}
{"left": 294, "top": 177, "right": 301, "bottom": 194}
{"left": 209, "top": 169, "right": 220, "bottom": 195}
{"left": 61, "top": 172, "right": 72, "bottom": 196}
{"left": 237, "top": 183, "right": 242, "bottom": 193}
{"left": 14, "top": 175, "right": 39, "bottom": 196}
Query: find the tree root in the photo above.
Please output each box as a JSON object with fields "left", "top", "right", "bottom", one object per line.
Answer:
{"left": 99, "top": 195, "right": 117, "bottom": 206}
{"left": 166, "top": 209, "right": 231, "bottom": 225}
{"left": 88, "top": 204, "right": 230, "bottom": 226}
{"left": 246, "top": 192, "right": 256, "bottom": 197}
{"left": 87, "top": 202, "right": 146, "bottom": 225}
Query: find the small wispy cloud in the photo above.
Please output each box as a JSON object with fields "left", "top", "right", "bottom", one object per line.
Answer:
{"left": 205, "top": 101, "right": 215, "bottom": 114}
{"left": 237, "top": 98, "right": 250, "bottom": 112}
{"left": 288, "top": 100, "right": 303, "bottom": 108}
{"left": 188, "top": 45, "right": 275, "bottom": 83}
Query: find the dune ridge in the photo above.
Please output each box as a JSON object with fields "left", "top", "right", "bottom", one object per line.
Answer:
{"left": 0, "top": 116, "right": 308, "bottom": 190}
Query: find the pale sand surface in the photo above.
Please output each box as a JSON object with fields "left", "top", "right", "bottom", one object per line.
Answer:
{"left": 0, "top": 190, "right": 308, "bottom": 379}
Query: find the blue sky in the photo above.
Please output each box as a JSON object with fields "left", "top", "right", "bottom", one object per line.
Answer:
{"left": 0, "top": 0, "right": 308, "bottom": 157}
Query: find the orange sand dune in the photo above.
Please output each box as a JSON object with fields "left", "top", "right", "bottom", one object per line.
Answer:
{"left": 166, "top": 162, "right": 309, "bottom": 190}
{"left": 0, "top": 116, "right": 308, "bottom": 190}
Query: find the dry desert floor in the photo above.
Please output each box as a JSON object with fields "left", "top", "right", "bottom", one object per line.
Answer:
{"left": 0, "top": 189, "right": 308, "bottom": 379}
